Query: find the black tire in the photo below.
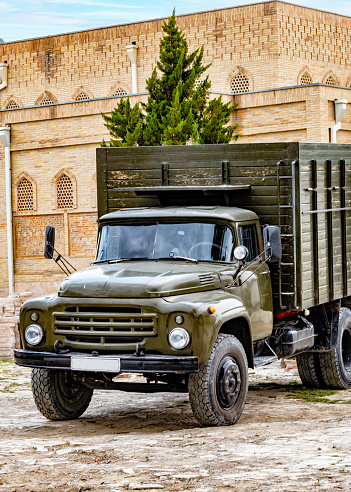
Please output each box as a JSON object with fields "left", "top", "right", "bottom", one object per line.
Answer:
{"left": 188, "top": 334, "right": 248, "bottom": 427}
{"left": 296, "top": 352, "right": 326, "bottom": 388}
{"left": 31, "top": 368, "right": 93, "bottom": 420}
{"left": 318, "top": 308, "right": 351, "bottom": 389}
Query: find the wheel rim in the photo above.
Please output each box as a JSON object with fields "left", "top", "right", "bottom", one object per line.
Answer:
{"left": 216, "top": 355, "right": 241, "bottom": 410}
{"left": 57, "top": 372, "right": 84, "bottom": 403}
{"left": 341, "top": 328, "right": 351, "bottom": 373}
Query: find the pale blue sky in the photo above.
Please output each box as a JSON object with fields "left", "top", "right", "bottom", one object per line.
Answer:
{"left": 1, "top": 0, "right": 351, "bottom": 43}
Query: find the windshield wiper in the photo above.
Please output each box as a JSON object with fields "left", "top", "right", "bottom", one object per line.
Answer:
{"left": 94, "top": 257, "right": 149, "bottom": 264}
{"left": 157, "top": 256, "right": 198, "bottom": 263}
{"left": 96, "top": 256, "right": 199, "bottom": 264}
{"left": 108, "top": 257, "right": 149, "bottom": 264}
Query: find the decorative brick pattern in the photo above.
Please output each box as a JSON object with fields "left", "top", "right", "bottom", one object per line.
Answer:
{"left": 1, "top": 2, "right": 351, "bottom": 103}
{"left": 40, "top": 96, "right": 54, "bottom": 105}
{"left": 325, "top": 75, "right": 336, "bottom": 85}
{"left": 6, "top": 100, "right": 20, "bottom": 109}
{"left": 278, "top": 3, "right": 351, "bottom": 69}
{"left": 300, "top": 72, "right": 312, "bottom": 85}
{"left": 14, "top": 214, "right": 64, "bottom": 258}
{"left": 17, "top": 177, "right": 34, "bottom": 211}
{"left": 75, "top": 92, "right": 90, "bottom": 101}
{"left": 112, "top": 87, "right": 127, "bottom": 96}
{"left": 57, "top": 174, "right": 74, "bottom": 209}
{"left": 14, "top": 172, "right": 37, "bottom": 213}
{"left": 231, "top": 73, "right": 250, "bottom": 93}
{"left": 69, "top": 212, "right": 98, "bottom": 257}
{"left": 193, "top": 78, "right": 201, "bottom": 90}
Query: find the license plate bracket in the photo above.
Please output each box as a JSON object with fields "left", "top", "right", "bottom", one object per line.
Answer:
{"left": 71, "top": 356, "right": 121, "bottom": 373}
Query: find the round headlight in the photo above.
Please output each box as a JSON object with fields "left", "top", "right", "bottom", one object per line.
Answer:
{"left": 30, "top": 312, "right": 39, "bottom": 322}
{"left": 234, "top": 245, "right": 249, "bottom": 262}
{"left": 169, "top": 327, "right": 190, "bottom": 350}
{"left": 25, "top": 324, "right": 44, "bottom": 346}
{"left": 175, "top": 315, "right": 184, "bottom": 325}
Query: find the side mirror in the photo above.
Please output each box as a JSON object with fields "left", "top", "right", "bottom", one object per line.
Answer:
{"left": 44, "top": 225, "right": 55, "bottom": 259}
{"left": 263, "top": 226, "right": 281, "bottom": 262}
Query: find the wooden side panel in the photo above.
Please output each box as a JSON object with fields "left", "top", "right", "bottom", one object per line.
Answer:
{"left": 97, "top": 143, "right": 300, "bottom": 312}
{"left": 98, "top": 143, "right": 297, "bottom": 219}
{"left": 96, "top": 147, "right": 107, "bottom": 218}
{"left": 96, "top": 142, "right": 351, "bottom": 312}
{"left": 299, "top": 144, "right": 351, "bottom": 310}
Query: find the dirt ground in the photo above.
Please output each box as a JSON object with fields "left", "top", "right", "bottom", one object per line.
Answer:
{"left": 1, "top": 360, "right": 351, "bottom": 492}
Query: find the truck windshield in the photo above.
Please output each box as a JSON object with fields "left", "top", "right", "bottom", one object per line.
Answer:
{"left": 95, "top": 222, "right": 234, "bottom": 263}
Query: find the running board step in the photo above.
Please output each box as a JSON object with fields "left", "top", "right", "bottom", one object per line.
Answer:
{"left": 254, "top": 340, "right": 278, "bottom": 367}
{"left": 254, "top": 355, "right": 278, "bottom": 367}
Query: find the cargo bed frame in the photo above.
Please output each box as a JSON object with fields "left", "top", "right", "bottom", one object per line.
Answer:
{"left": 97, "top": 142, "right": 351, "bottom": 315}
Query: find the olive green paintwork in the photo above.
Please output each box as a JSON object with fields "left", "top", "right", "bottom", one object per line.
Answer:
{"left": 98, "top": 206, "right": 259, "bottom": 224}
{"left": 97, "top": 142, "right": 351, "bottom": 313}
{"left": 19, "top": 206, "right": 273, "bottom": 366}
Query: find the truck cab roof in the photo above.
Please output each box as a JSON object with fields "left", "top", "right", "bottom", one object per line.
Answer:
{"left": 99, "top": 206, "right": 259, "bottom": 224}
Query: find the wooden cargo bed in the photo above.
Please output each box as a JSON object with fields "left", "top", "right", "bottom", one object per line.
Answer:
{"left": 96, "top": 142, "right": 351, "bottom": 313}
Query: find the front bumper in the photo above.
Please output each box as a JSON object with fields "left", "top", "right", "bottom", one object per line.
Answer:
{"left": 14, "top": 349, "right": 198, "bottom": 374}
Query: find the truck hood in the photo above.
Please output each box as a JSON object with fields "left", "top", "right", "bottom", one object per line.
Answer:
{"left": 58, "top": 261, "right": 223, "bottom": 298}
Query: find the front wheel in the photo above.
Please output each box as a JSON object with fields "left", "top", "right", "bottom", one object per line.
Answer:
{"left": 31, "top": 368, "right": 93, "bottom": 420}
{"left": 188, "top": 334, "right": 248, "bottom": 426}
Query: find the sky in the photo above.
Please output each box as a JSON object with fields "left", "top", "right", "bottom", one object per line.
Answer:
{"left": 1, "top": 0, "right": 351, "bottom": 44}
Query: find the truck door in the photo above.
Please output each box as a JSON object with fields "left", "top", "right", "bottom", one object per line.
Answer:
{"left": 237, "top": 223, "right": 273, "bottom": 341}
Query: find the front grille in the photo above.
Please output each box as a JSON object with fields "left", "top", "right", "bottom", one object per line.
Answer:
{"left": 65, "top": 335, "right": 144, "bottom": 344}
{"left": 53, "top": 306, "right": 157, "bottom": 346}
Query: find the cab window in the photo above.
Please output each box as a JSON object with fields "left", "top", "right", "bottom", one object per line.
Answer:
{"left": 238, "top": 224, "right": 259, "bottom": 262}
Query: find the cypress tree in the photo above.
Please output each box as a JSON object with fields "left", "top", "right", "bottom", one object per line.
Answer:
{"left": 101, "top": 98, "right": 143, "bottom": 147}
{"left": 199, "top": 97, "right": 239, "bottom": 144}
{"left": 101, "top": 10, "right": 238, "bottom": 146}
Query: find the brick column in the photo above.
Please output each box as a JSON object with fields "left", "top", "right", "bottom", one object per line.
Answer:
{"left": 305, "top": 85, "right": 330, "bottom": 143}
{"left": 0, "top": 293, "right": 31, "bottom": 359}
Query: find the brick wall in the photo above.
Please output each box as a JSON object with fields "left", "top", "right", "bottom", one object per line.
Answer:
{"left": 0, "top": 146, "right": 9, "bottom": 298}
{"left": 2, "top": 1, "right": 351, "bottom": 110}
{"left": 0, "top": 2, "right": 280, "bottom": 106}
{"left": 233, "top": 85, "right": 351, "bottom": 143}
{"left": 14, "top": 214, "right": 64, "bottom": 257}
{"left": 0, "top": 1, "right": 351, "bottom": 299}
{"left": 69, "top": 212, "right": 98, "bottom": 257}
{"left": 0, "top": 293, "right": 30, "bottom": 359}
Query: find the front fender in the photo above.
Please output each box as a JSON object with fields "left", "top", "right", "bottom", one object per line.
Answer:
{"left": 208, "top": 300, "right": 251, "bottom": 365}
{"left": 164, "top": 290, "right": 252, "bottom": 364}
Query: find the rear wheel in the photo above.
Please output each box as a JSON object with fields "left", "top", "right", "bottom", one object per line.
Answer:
{"left": 296, "top": 352, "right": 325, "bottom": 388}
{"left": 31, "top": 368, "right": 93, "bottom": 420}
{"left": 188, "top": 334, "right": 248, "bottom": 426}
{"left": 319, "top": 308, "right": 351, "bottom": 389}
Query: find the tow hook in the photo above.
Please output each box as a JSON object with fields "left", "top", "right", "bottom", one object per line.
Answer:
{"left": 134, "top": 342, "right": 145, "bottom": 357}
{"left": 53, "top": 340, "right": 70, "bottom": 354}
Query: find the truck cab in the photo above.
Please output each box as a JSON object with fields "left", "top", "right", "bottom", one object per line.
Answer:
{"left": 15, "top": 205, "right": 276, "bottom": 426}
{"left": 61, "top": 206, "right": 273, "bottom": 357}
{"left": 15, "top": 142, "right": 351, "bottom": 427}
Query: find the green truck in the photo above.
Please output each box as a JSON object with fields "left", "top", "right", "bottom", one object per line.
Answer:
{"left": 15, "top": 142, "right": 351, "bottom": 426}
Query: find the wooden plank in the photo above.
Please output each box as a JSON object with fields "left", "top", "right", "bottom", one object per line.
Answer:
{"left": 96, "top": 148, "right": 108, "bottom": 218}
{"left": 107, "top": 169, "right": 162, "bottom": 180}
{"left": 107, "top": 198, "right": 160, "bottom": 208}
{"left": 169, "top": 168, "right": 222, "bottom": 179}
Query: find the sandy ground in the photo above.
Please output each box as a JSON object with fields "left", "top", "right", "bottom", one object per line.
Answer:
{"left": 1, "top": 359, "right": 351, "bottom": 492}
